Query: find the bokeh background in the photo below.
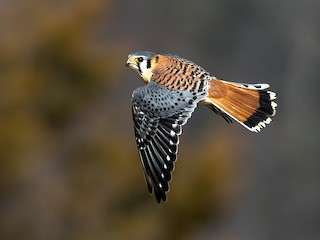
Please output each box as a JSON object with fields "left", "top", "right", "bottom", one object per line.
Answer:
{"left": 1, "top": 0, "right": 320, "bottom": 239}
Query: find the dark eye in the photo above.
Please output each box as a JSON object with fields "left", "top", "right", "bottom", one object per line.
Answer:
{"left": 137, "top": 57, "right": 143, "bottom": 62}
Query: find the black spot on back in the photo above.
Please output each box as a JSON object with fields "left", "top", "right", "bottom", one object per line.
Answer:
{"left": 182, "top": 65, "right": 187, "bottom": 75}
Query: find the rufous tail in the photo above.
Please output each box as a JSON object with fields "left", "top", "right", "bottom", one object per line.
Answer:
{"left": 204, "top": 79, "right": 277, "bottom": 132}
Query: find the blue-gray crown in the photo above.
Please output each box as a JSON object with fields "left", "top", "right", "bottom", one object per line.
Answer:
{"left": 128, "top": 51, "right": 155, "bottom": 59}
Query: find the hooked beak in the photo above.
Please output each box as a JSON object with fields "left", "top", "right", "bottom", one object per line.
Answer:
{"left": 126, "top": 58, "right": 135, "bottom": 67}
{"left": 126, "top": 57, "right": 138, "bottom": 71}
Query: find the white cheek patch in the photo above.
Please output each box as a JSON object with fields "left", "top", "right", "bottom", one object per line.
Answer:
{"left": 139, "top": 60, "right": 153, "bottom": 82}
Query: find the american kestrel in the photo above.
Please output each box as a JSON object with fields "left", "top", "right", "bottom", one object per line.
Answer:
{"left": 126, "top": 51, "right": 277, "bottom": 203}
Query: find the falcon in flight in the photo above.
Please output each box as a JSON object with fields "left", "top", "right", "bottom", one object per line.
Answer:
{"left": 126, "top": 51, "right": 277, "bottom": 203}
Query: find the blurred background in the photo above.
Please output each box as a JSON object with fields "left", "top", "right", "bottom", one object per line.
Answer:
{"left": 1, "top": 0, "right": 320, "bottom": 239}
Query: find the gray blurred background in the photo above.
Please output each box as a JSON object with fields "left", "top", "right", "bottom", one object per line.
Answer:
{"left": 0, "top": 0, "right": 320, "bottom": 239}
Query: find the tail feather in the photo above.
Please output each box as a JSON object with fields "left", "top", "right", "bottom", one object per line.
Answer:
{"left": 204, "top": 79, "right": 277, "bottom": 132}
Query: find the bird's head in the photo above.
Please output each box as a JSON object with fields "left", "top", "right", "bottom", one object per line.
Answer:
{"left": 126, "top": 51, "right": 157, "bottom": 82}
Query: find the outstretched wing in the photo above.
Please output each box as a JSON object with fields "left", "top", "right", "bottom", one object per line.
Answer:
{"left": 132, "top": 82, "right": 207, "bottom": 202}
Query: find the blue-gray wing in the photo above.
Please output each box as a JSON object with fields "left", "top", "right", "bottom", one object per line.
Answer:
{"left": 131, "top": 82, "right": 207, "bottom": 202}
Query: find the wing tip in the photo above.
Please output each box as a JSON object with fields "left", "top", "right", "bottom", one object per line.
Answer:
{"left": 147, "top": 178, "right": 169, "bottom": 203}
